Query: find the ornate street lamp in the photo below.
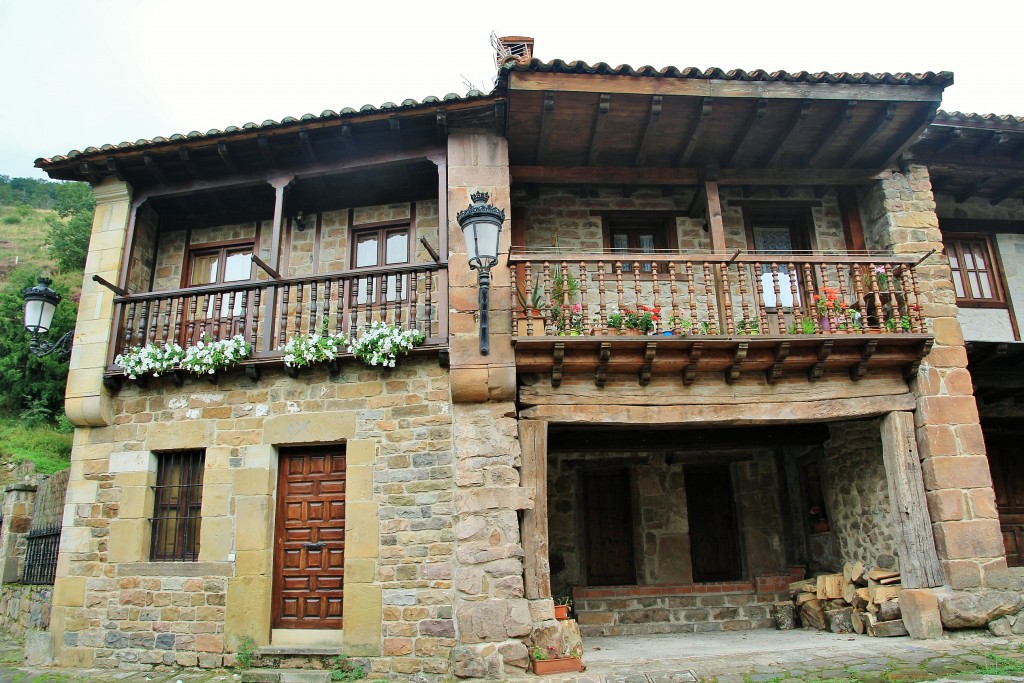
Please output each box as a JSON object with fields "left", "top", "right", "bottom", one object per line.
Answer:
{"left": 457, "top": 191, "right": 505, "bottom": 355}
{"left": 22, "top": 277, "right": 72, "bottom": 359}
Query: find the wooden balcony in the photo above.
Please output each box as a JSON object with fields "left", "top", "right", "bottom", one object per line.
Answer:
{"left": 509, "top": 250, "right": 933, "bottom": 386}
{"left": 105, "top": 262, "right": 447, "bottom": 382}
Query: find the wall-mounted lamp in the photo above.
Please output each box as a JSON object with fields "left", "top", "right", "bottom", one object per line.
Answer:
{"left": 22, "top": 277, "right": 72, "bottom": 360}
{"left": 456, "top": 191, "right": 504, "bottom": 356}
{"left": 294, "top": 211, "right": 307, "bottom": 231}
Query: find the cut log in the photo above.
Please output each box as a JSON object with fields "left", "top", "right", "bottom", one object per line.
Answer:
{"left": 852, "top": 587, "right": 870, "bottom": 609}
{"left": 868, "top": 568, "right": 900, "bottom": 582}
{"left": 843, "top": 582, "right": 858, "bottom": 605}
{"left": 826, "top": 607, "right": 854, "bottom": 634}
{"left": 772, "top": 602, "right": 798, "bottom": 630}
{"left": 816, "top": 573, "right": 845, "bottom": 600}
{"left": 796, "top": 592, "right": 818, "bottom": 605}
{"left": 851, "top": 609, "right": 866, "bottom": 634}
{"left": 868, "top": 617, "right": 909, "bottom": 637}
{"left": 869, "top": 582, "right": 901, "bottom": 604}
{"left": 878, "top": 599, "right": 902, "bottom": 622}
{"left": 848, "top": 560, "right": 867, "bottom": 585}
{"left": 789, "top": 580, "right": 817, "bottom": 595}
{"left": 800, "top": 599, "right": 827, "bottom": 631}
{"left": 879, "top": 576, "right": 902, "bottom": 586}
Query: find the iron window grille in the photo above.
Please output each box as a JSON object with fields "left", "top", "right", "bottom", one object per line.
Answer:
{"left": 22, "top": 524, "right": 61, "bottom": 584}
{"left": 150, "top": 450, "right": 205, "bottom": 562}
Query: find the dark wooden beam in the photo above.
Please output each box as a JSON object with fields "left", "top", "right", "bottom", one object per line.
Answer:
{"left": 218, "top": 142, "right": 237, "bottom": 172}
{"left": 954, "top": 176, "right": 993, "bottom": 203}
{"left": 494, "top": 100, "right": 507, "bottom": 137}
{"left": 299, "top": 131, "right": 317, "bottom": 163}
{"left": 389, "top": 116, "right": 401, "bottom": 149}
{"left": 807, "top": 101, "right": 857, "bottom": 167}
{"left": 258, "top": 136, "right": 277, "bottom": 167}
{"left": 339, "top": 124, "right": 356, "bottom": 153}
{"left": 974, "top": 132, "right": 1011, "bottom": 156}
{"left": 765, "top": 101, "right": 812, "bottom": 167}
{"left": 509, "top": 165, "right": 887, "bottom": 186}
{"left": 845, "top": 103, "right": 897, "bottom": 167}
{"left": 105, "top": 158, "right": 125, "bottom": 181}
{"left": 686, "top": 184, "right": 707, "bottom": 218}
{"left": 586, "top": 94, "right": 611, "bottom": 166}
{"left": 436, "top": 110, "right": 448, "bottom": 140}
{"left": 547, "top": 422, "right": 831, "bottom": 452}
{"left": 633, "top": 95, "right": 663, "bottom": 167}
{"left": 178, "top": 148, "right": 201, "bottom": 178}
{"left": 143, "top": 154, "right": 167, "bottom": 184}
{"left": 932, "top": 128, "right": 963, "bottom": 153}
{"left": 726, "top": 99, "right": 769, "bottom": 167}
{"left": 989, "top": 179, "right": 1024, "bottom": 205}
{"left": 675, "top": 97, "right": 713, "bottom": 167}
{"left": 535, "top": 91, "right": 555, "bottom": 165}
{"left": 879, "top": 106, "right": 939, "bottom": 168}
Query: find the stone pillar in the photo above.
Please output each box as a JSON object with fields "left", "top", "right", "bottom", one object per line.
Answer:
{"left": 65, "top": 178, "right": 134, "bottom": 428}
{"left": 860, "top": 166, "right": 1013, "bottom": 603}
{"left": 0, "top": 483, "right": 38, "bottom": 582}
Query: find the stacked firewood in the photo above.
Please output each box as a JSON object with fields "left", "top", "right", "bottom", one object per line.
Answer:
{"left": 776, "top": 562, "right": 907, "bottom": 637}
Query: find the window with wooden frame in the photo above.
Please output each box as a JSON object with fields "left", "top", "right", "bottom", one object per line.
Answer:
{"left": 184, "top": 240, "right": 255, "bottom": 319}
{"left": 743, "top": 206, "right": 816, "bottom": 309}
{"left": 601, "top": 215, "right": 677, "bottom": 273}
{"left": 150, "top": 450, "right": 205, "bottom": 562}
{"left": 945, "top": 234, "right": 1005, "bottom": 306}
{"left": 351, "top": 223, "right": 410, "bottom": 304}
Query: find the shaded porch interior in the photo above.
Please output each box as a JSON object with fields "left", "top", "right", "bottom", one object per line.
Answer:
{"left": 545, "top": 420, "right": 900, "bottom": 636}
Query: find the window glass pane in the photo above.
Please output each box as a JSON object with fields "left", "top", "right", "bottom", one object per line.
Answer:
{"left": 190, "top": 253, "right": 218, "bottom": 286}
{"left": 753, "top": 226, "right": 794, "bottom": 253}
{"left": 355, "top": 234, "right": 379, "bottom": 268}
{"left": 967, "top": 272, "right": 981, "bottom": 298}
{"left": 979, "top": 273, "right": 993, "bottom": 298}
{"left": 963, "top": 251, "right": 975, "bottom": 269}
{"left": 223, "top": 250, "right": 252, "bottom": 282}
{"left": 385, "top": 230, "right": 409, "bottom": 265}
{"left": 973, "top": 245, "right": 986, "bottom": 270}
{"left": 638, "top": 234, "right": 656, "bottom": 253}
{"left": 612, "top": 234, "right": 629, "bottom": 251}
{"left": 952, "top": 271, "right": 965, "bottom": 298}
{"left": 948, "top": 252, "right": 959, "bottom": 269}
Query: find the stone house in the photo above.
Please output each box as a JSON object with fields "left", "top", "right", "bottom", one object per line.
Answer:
{"left": 32, "top": 37, "right": 1022, "bottom": 677}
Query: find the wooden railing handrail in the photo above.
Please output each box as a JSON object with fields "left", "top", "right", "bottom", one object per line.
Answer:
{"left": 507, "top": 250, "right": 920, "bottom": 265}
{"left": 113, "top": 261, "right": 445, "bottom": 302}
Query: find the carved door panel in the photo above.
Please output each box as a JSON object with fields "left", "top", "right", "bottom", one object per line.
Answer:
{"left": 583, "top": 470, "right": 636, "bottom": 586}
{"left": 272, "top": 449, "right": 346, "bottom": 628}
{"left": 685, "top": 464, "right": 742, "bottom": 582}
{"left": 986, "top": 434, "right": 1024, "bottom": 567}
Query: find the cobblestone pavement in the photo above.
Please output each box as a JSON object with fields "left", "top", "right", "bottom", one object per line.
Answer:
{"left": 3, "top": 630, "right": 1024, "bottom": 683}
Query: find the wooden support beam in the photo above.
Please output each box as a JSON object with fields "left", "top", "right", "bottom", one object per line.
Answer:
{"left": 807, "top": 101, "right": 857, "bottom": 167}
{"left": 846, "top": 103, "right": 897, "bottom": 167}
{"left": 766, "top": 101, "right": 812, "bottom": 167}
{"left": 726, "top": 99, "right": 769, "bottom": 167}
{"left": 880, "top": 411, "right": 943, "bottom": 588}
{"left": 105, "top": 158, "right": 125, "bottom": 181}
{"left": 91, "top": 274, "right": 129, "bottom": 296}
{"left": 78, "top": 162, "right": 100, "bottom": 184}
{"left": 251, "top": 254, "right": 282, "bottom": 280}
{"left": 419, "top": 236, "right": 440, "bottom": 263}
{"left": 143, "top": 154, "right": 167, "bottom": 184}
{"left": 807, "top": 340, "right": 833, "bottom": 381}
{"left": 633, "top": 95, "right": 663, "bottom": 167}
{"left": 178, "top": 148, "right": 201, "bottom": 178}
{"left": 766, "top": 341, "right": 790, "bottom": 384}
{"left": 675, "top": 97, "right": 713, "bottom": 167}
{"left": 974, "top": 131, "right": 1010, "bottom": 156}
{"left": 850, "top": 339, "right": 878, "bottom": 381}
{"left": 509, "top": 165, "right": 887, "bottom": 186}
{"left": 705, "top": 180, "right": 726, "bottom": 252}
{"left": 258, "top": 136, "right": 276, "bottom": 167}
{"left": 551, "top": 341, "right": 565, "bottom": 387}
{"left": 683, "top": 342, "right": 703, "bottom": 385}
{"left": 535, "top": 91, "right": 555, "bottom": 165}
{"left": 520, "top": 420, "right": 551, "bottom": 600}
{"left": 436, "top": 110, "right": 447, "bottom": 140}
{"left": 586, "top": 93, "right": 611, "bottom": 166}
{"left": 339, "top": 123, "right": 356, "bottom": 152}
{"left": 955, "top": 176, "right": 993, "bottom": 204}
{"left": 838, "top": 187, "right": 867, "bottom": 252}
{"left": 595, "top": 341, "right": 611, "bottom": 387}
{"left": 686, "top": 184, "right": 707, "bottom": 218}
{"left": 299, "top": 131, "right": 317, "bottom": 163}
{"left": 217, "top": 142, "right": 237, "bottom": 172}
{"left": 933, "top": 128, "right": 963, "bottom": 153}
{"left": 879, "top": 106, "right": 939, "bottom": 169}
{"left": 638, "top": 341, "right": 657, "bottom": 386}
{"left": 990, "top": 179, "right": 1024, "bottom": 205}
{"left": 725, "top": 341, "right": 748, "bottom": 383}
{"left": 389, "top": 116, "right": 401, "bottom": 149}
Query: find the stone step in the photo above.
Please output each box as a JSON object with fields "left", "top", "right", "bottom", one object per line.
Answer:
{"left": 253, "top": 646, "right": 345, "bottom": 670}
{"left": 242, "top": 669, "right": 332, "bottom": 683}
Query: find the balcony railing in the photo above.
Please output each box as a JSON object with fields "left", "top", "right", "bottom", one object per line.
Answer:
{"left": 509, "top": 250, "right": 925, "bottom": 338}
{"left": 107, "top": 262, "right": 446, "bottom": 371}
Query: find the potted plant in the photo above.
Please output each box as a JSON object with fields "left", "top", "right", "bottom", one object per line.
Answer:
{"left": 530, "top": 646, "right": 584, "bottom": 675}
{"left": 623, "top": 305, "right": 659, "bottom": 334}
{"left": 664, "top": 315, "right": 690, "bottom": 336}
{"left": 736, "top": 318, "right": 760, "bottom": 335}
{"left": 553, "top": 596, "right": 573, "bottom": 620}
{"left": 606, "top": 311, "right": 625, "bottom": 334}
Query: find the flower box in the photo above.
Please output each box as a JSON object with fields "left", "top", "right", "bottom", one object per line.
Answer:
{"left": 553, "top": 604, "right": 570, "bottom": 620}
{"left": 531, "top": 656, "right": 584, "bottom": 675}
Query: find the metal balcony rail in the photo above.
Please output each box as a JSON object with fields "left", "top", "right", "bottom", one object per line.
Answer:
{"left": 509, "top": 251, "right": 925, "bottom": 337}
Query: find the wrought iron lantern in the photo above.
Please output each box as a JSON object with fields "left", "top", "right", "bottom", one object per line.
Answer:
{"left": 22, "top": 277, "right": 72, "bottom": 359}
{"left": 457, "top": 191, "right": 505, "bottom": 355}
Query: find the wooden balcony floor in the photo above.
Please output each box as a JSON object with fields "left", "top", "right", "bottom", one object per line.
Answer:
{"left": 513, "top": 333, "right": 933, "bottom": 387}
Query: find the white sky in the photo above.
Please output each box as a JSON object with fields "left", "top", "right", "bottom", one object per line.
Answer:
{"left": 2, "top": 0, "right": 1021, "bottom": 180}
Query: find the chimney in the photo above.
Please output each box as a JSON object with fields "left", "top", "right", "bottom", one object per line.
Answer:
{"left": 493, "top": 35, "right": 534, "bottom": 67}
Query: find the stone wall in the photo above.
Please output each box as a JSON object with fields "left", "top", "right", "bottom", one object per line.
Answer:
{"left": 546, "top": 449, "right": 787, "bottom": 597}
{"left": 0, "top": 584, "right": 52, "bottom": 638}
{"left": 53, "top": 357, "right": 455, "bottom": 676}
{"left": 821, "top": 418, "right": 898, "bottom": 571}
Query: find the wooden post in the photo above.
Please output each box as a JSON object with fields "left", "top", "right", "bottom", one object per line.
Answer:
{"left": 880, "top": 411, "right": 943, "bottom": 588}
{"left": 520, "top": 419, "right": 551, "bottom": 599}
{"left": 705, "top": 180, "right": 726, "bottom": 253}
{"left": 262, "top": 176, "right": 293, "bottom": 353}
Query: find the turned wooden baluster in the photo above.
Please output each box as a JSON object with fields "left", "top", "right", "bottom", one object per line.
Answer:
{"left": 322, "top": 280, "right": 333, "bottom": 336}
{"left": 685, "top": 261, "right": 698, "bottom": 331}
{"left": 234, "top": 290, "right": 246, "bottom": 339}
{"left": 818, "top": 263, "right": 835, "bottom": 333}
{"left": 769, "top": 263, "right": 785, "bottom": 333}
{"left": 560, "top": 260, "right": 571, "bottom": 334}
{"left": 802, "top": 263, "right": 819, "bottom": 333}
{"left": 249, "top": 288, "right": 261, "bottom": 350}
{"left": 409, "top": 272, "right": 419, "bottom": 336}
{"left": 752, "top": 264, "right": 769, "bottom": 333}
{"left": 160, "top": 298, "right": 171, "bottom": 345}
{"left": 124, "top": 301, "right": 137, "bottom": 350}
{"left": 651, "top": 262, "right": 661, "bottom": 316}
{"left": 578, "top": 261, "right": 588, "bottom": 332}
{"left": 172, "top": 297, "right": 184, "bottom": 347}
{"left": 308, "top": 281, "right": 319, "bottom": 334}
{"left": 597, "top": 261, "right": 607, "bottom": 332}
{"left": 737, "top": 262, "right": 752, "bottom": 330}
{"left": 279, "top": 284, "right": 291, "bottom": 348}
{"left": 542, "top": 262, "right": 553, "bottom": 334}
{"left": 147, "top": 299, "right": 160, "bottom": 345}
{"left": 703, "top": 261, "right": 718, "bottom": 334}
{"left": 836, "top": 264, "right": 852, "bottom": 333}
{"left": 633, "top": 261, "right": 642, "bottom": 322}
{"left": 137, "top": 299, "right": 151, "bottom": 346}
{"left": 186, "top": 296, "right": 198, "bottom": 345}
{"left": 908, "top": 266, "right": 924, "bottom": 333}
{"left": 348, "top": 279, "right": 359, "bottom": 340}
{"left": 720, "top": 263, "right": 734, "bottom": 335}
{"left": 394, "top": 273, "right": 405, "bottom": 328}
{"left": 423, "top": 271, "right": 433, "bottom": 338}
{"left": 668, "top": 262, "right": 679, "bottom": 332}
{"left": 293, "top": 283, "right": 304, "bottom": 336}
{"left": 614, "top": 261, "right": 624, "bottom": 329}
{"left": 868, "top": 263, "right": 884, "bottom": 330}
{"left": 851, "top": 264, "right": 867, "bottom": 334}
{"left": 523, "top": 262, "right": 535, "bottom": 336}
{"left": 788, "top": 263, "right": 802, "bottom": 331}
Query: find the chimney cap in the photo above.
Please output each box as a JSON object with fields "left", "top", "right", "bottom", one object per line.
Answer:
{"left": 493, "top": 34, "right": 534, "bottom": 67}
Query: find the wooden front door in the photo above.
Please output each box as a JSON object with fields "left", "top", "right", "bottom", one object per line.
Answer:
{"left": 273, "top": 449, "right": 347, "bottom": 629}
{"left": 685, "top": 464, "right": 742, "bottom": 582}
{"left": 583, "top": 470, "right": 636, "bottom": 586}
{"left": 986, "top": 433, "right": 1024, "bottom": 567}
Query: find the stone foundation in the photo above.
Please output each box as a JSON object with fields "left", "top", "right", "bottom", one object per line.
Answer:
{"left": 0, "top": 584, "right": 52, "bottom": 638}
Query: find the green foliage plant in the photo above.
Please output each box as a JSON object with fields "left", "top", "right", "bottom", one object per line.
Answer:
{"left": 0, "top": 415, "right": 71, "bottom": 474}
{"left": 235, "top": 634, "right": 256, "bottom": 669}
{"left": 46, "top": 182, "right": 95, "bottom": 272}
{"left": 330, "top": 654, "right": 366, "bottom": 681}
